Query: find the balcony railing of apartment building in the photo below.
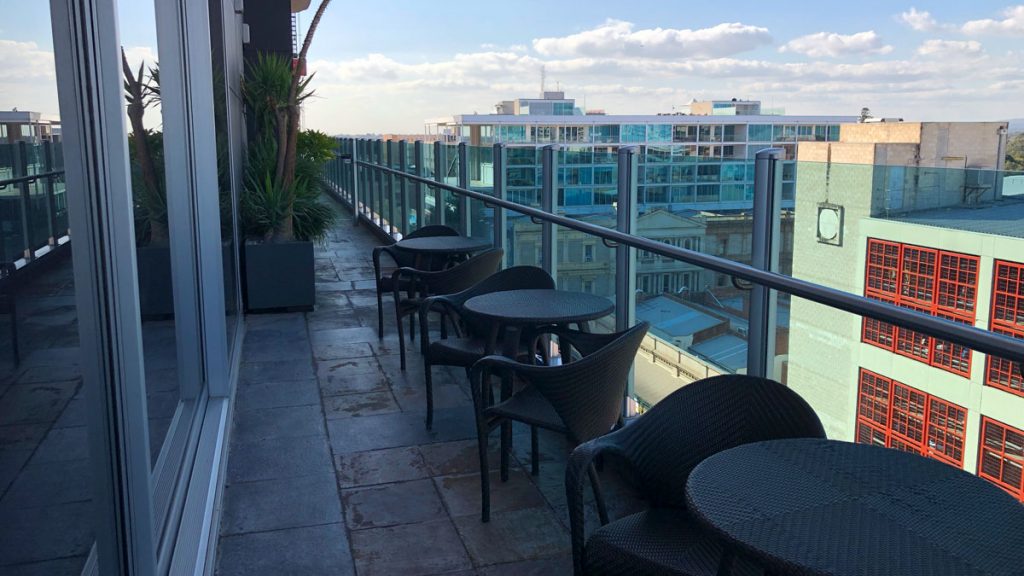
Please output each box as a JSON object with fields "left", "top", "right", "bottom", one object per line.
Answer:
{"left": 323, "top": 138, "right": 1024, "bottom": 498}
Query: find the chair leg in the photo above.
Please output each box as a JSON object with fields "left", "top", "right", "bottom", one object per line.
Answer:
{"left": 530, "top": 426, "right": 539, "bottom": 476}
{"left": 477, "top": 420, "right": 492, "bottom": 523}
{"left": 424, "top": 362, "right": 434, "bottom": 430}
{"left": 588, "top": 463, "right": 609, "bottom": 525}
{"left": 409, "top": 312, "right": 416, "bottom": 342}
{"left": 395, "top": 306, "right": 407, "bottom": 370}
{"left": 376, "top": 286, "right": 384, "bottom": 339}
{"left": 500, "top": 418, "right": 511, "bottom": 482}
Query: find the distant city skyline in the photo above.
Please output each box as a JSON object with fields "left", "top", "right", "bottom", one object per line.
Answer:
{"left": 1, "top": 1, "right": 1023, "bottom": 134}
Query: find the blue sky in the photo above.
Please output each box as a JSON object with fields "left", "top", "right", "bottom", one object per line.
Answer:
{"left": 2, "top": 1, "right": 1023, "bottom": 133}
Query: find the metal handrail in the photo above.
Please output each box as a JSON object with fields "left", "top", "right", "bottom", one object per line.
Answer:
{"left": 0, "top": 171, "right": 65, "bottom": 189}
{"left": 354, "top": 158, "right": 1024, "bottom": 364}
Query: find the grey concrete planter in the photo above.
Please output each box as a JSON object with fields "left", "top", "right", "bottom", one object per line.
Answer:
{"left": 137, "top": 245, "right": 174, "bottom": 318}
{"left": 244, "top": 241, "right": 315, "bottom": 311}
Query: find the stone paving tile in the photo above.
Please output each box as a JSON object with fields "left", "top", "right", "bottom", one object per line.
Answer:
{"left": 349, "top": 519, "right": 472, "bottom": 576}
{"left": 313, "top": 341, "right": 374, "bottom": 362}
{"left": 220, "top": 473, "right": 342, "bottom": 536}
{"left": 418, "top": 439, "right": 505, "bottom": 478}
{"left": 323, "top": 391, "right": 401, "bottom": 420}
{"left": 2, "top": 557, "right": 88, "bottom": 576}
{"left": 232, "top": 404, "right": 325, "bottom": 444}
{"left": 216, "top": 523, "right": 354, "bottom": 576}
{"left": 227, "top": 434, "right": 333, "bottom": 483}
{"left": 434, "top": 468, "right": 547, "bottom": 519}
{"left": 452, "top": 507, "right": 570, "bottom": 568}
{"left": 326, "top": 408, "right": 475, "bottom": 454}
{"left": 0, "top": 458, "right": 92, "bottom": 509}
{"left": 391, "top": 380, "right": 472, "bottom": 415}
{"left": 0, "top": 381, "right": 78, "bottom": 426}
{"left": 235, "top": 378, "right": 320, "bottom": 413}
{"left": 0, "top": 501, "right": 95, "bottom": 566}
{"left": 342, "top": 478, "right": 446, "bottom": 530}
{"left": 0, "top": 423, "right": 49, "bottom": 451}
{"left": 334, "top": 446, "right": 430, "bottom": 488}
{"left": 317, "top": 358, "right": 389, "bottom": 396}
{"left": 477, "top": 555, "right": 573, "bottom": 575}
{"left": 239, "top": 359, "right": 316, "bottom": 384}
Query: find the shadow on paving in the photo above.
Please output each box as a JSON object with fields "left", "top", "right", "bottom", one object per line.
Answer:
{"left": 217, "top": 210, "right": 643, "bottom": 576}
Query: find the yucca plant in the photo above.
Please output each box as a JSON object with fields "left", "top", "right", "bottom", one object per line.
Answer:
{"left": 240, "top": 0, "right": 332, "bottom": 243}
{"left": 122, "top": 49, "right": 166, "bottom": 244}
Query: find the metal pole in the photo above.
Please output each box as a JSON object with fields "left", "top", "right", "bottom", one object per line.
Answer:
{"left": 433, "top": 141, "right": 445, "bottom": 227}
{"left": 375, "top": 139, "right": 384, "bottom": 229}
{"left": 386, "top": 140, "right": 396, "bottom": 237}
{"left": 748, "top": 148, "right": 784, "bottom": 379}
{"left": 15, "top": 141, "right": 33, "bottom": 261}
{"left": 350, "top": 138, "right": 360, "bottom": 224}
{"left": 493, "top": 143, "right": 507, "bottom": 266}
{"left": 458, "top": 142, "right": 470, "bottom": 236}
{"left": 398, "top": 140, "right": 409, "bottom": 237}
{"left": 43, "top": 141, "right": 58, "bottom": 246}
{"left": 616, "top": 147, "right": 638, "bottom": 332}
{"left": 541, "top": 144, "right": 558, "bottom": 280}
{"left": 617, "top": 147, "right": 639, "bottom": 414}
{"left": 413, "top": 141, "right": 424, "bottom": 231}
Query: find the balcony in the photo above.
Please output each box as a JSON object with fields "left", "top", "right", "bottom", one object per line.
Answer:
{"left": 214, "top": 215, "right": 645, "bottom": 574}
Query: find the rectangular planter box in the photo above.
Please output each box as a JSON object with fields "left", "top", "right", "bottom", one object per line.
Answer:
{"left": 137, "top": 245, "right": 174, "bottom": 318}
{"left": 244, "top": 241, "right": 315, "bottom": 311}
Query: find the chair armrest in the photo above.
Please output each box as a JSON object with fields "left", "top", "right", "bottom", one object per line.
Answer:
{"left": 566, "top": 437, "right": 616, "bottom": 576}
{"left": 418, "top": 295, "right": 463, "bottom": 353}
{"left": 372, "top": 245, "right": 398, "bottom": 283}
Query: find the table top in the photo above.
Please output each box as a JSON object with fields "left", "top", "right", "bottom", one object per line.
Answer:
{"left": 685, "top": 438, "right": 1024, "bottom": 576}
{"left": 393, "top": 236, "right": 492, "bottom": 254}
{"left": 463, "top": 289, "right": 614, "bottom": 325}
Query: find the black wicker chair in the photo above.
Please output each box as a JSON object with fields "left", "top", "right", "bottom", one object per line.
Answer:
{"left": 566, "top": 375, "right": 826, "bottom": 576}
{"left": 392, "top": 248, "right": 503, "bottom": 370}
{"left": 470, "top": 322, "right": 650, "bottom": 522}
{"left": 372, "top": 224, "right": 458, "bottom": 339}
{"left": 417, "top": 266, "right": 555, "bottom": 429}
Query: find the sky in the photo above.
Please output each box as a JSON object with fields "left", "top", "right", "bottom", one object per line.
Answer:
{"left": 1, "top": 1, "right": 1023, "bottom": 134}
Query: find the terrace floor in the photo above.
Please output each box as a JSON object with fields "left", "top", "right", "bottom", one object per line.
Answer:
{"left": 214, "top": 212, "right": 639, "bottom": 575}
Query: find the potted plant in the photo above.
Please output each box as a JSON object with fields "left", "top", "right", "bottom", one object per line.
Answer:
{"left": 123, "top": 51, "right": 173, "bottom": 318}
{"left": 240, "top": 0, "right": 334, "bottom": 311}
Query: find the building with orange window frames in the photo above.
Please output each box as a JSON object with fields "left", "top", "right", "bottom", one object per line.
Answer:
{"left": 788, "top": 121, "right": 1024, "bottom": 502}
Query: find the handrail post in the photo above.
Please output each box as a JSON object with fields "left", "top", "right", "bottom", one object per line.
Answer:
{"left": 617, "top": 146, "right": 639, "bottom": 414}
{"left": 433, "top": 141, "right": 445, "bottom": 227}
{"left": 350, "top": 138, "right": 360, "bottom": 224}
{"left": 15, "top": 141, "right": 33, "bottom": 261}
{"left": 493, "top": 143, "right": 507, "bottom": 267}
{"left": 43, "top": 141, "right": 58, "bottom": 246}
{"left": 748, "top": 148, "right": 784, "bottom": 379}
{"left": 386, "top": 140, "right": 397, "bottom": 237}
{"left": 541, "top": 144, "right": 558, "bottom": 280}
{"left": 375, "top": 139, "right": 384, "bottom": 230}
{"left": 413, "top": 141, "right": 424, "bottom": 231}
{"left": 458, "top": 142, "right": 471, "bottom": 236}
{"left": 398, "top": 140, "right": 409, "bottom": 237}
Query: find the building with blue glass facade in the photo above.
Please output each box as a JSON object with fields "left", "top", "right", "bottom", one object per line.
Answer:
{"left": 428, "top": 94, "right": 855, "bottom": 212}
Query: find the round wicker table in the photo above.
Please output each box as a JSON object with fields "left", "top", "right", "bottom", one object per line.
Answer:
{"left": 392, "top": 236, "right": 491, "bottom": 254}
{"left": 685, "top": 438, "right": 1024, "bottom": 576}
{"left": 463, "top": 289, "right": 615, "bottom": 356}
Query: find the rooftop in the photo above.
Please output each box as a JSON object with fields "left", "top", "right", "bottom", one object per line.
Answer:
{"left": 887, "top": 197, "right": 1024, "bottom": 239}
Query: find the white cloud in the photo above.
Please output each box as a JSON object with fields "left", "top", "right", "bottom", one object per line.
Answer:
{"left": 0, "top": 40, "right": 55, "bottom": 81}
{"left": 899, "top": 8, "right": 942, "bottom": 31}
{"left": 916, "top": 39, "right": 983, "bottom": 57}
{"left": 962, "top": 5, "right": 1024, "bottom": 35}
{"left": 779, "top": 31, "right": 893, "bottom": 58}
{"left": 122, "top": 45, "right": 159, "bottom": 75}
{"left": 900, "top": 5, "right": 1024, "bottom": 36}
{"left": 531, "top": 19, "right": 772, "bottom": 59}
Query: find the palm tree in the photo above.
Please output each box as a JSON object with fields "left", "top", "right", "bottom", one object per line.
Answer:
{"left": 122, "top": 49, "right": 167, "bottom": 244}
{"left": 273, "top": 0, "right": 331, "bottom": 241}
